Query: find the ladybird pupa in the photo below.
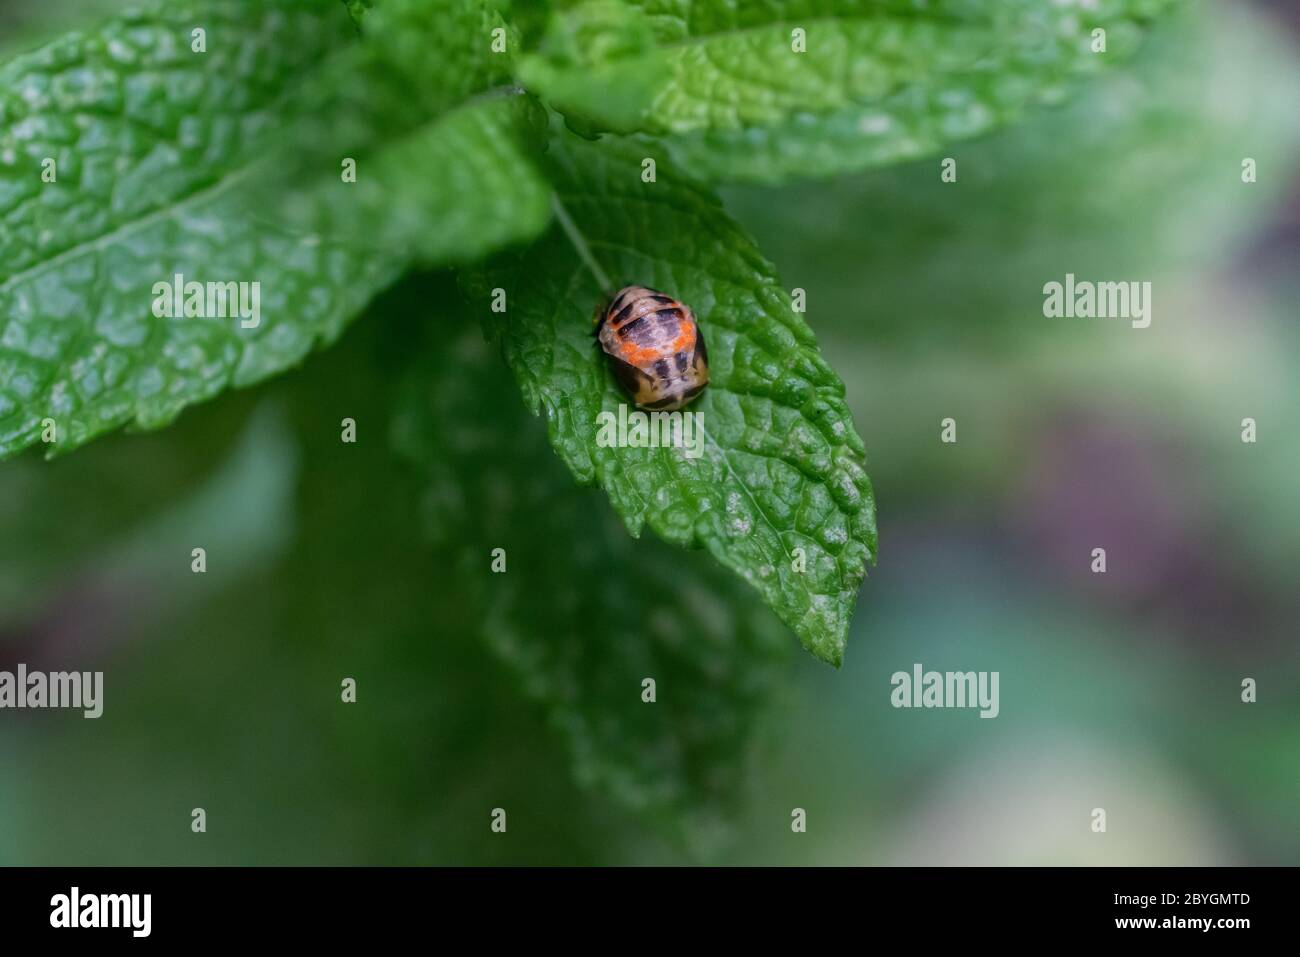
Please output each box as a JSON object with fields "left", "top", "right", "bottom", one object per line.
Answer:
{"left": 594, "top": 285, "right": 709, "bottom": 411}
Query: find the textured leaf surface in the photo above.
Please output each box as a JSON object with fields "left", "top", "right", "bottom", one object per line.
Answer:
{"left": 523, "top": 0, "right": 1182, "bottom": 183}
{"left": 0, "top": 0, "right": 546, "bottom": 460}
{"left": 0, "top": 1, "right": 377, "bottom": 458}
{"left": 0, "top": 0, "right": 351, "bottom": 278}
{"left": 471, "top": 131, "right": 876, "bottom": 664}
{"left": 393, "top": 323, "right": 791, "bottom": 843}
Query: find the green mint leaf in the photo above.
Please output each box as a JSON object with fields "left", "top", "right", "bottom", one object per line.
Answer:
{"left": 0, "top": 0, "right": 386, "bottom": 459}
{"left": 0, "top": 0, "right": 353, "bottom": 283}
{"left": 393, "top": 323, "right": 792, "bottom": 843}
{"left": 522, "top": 0, "right": 1183, "bottom": 183}
{"left": 0, "top": 0, "right": 543, "bottom": 461}
{"left": 468, "top": 130, "right": 877, "bottom": 665}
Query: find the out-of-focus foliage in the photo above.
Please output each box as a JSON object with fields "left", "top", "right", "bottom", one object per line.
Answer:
{"left": 0, "top": 0, "right": 123, "bottom": 52}
{"left": 721, "top": 2, "right": 1300, "bottom": 350}
{"left": 282, "top": 93, "right": 553, "bottom": 265}
{"left": 393, "top": 319, "right": 791, "bottom": 850}
{"left": 1, "top": 292, "right": 635, "bottom": 865}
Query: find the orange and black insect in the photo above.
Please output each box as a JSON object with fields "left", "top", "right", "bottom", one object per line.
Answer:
{"left": 593, "top": 286, "right": 709, "bottom": 411}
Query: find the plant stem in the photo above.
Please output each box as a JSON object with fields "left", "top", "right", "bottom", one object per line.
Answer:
{"left": 551, "top": 193, "right": 613, "bottom": 296}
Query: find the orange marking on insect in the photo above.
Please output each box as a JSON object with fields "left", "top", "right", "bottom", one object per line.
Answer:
{"left": 618, "top": 339, "right": 661, "bottom": 366}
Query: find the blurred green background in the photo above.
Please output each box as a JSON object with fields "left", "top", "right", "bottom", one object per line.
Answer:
{"left": 1, "top": 0, "right": 1298, "bottom": 864}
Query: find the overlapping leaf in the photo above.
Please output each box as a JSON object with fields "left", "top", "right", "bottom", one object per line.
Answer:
{"left": 522, "top": 0, "right": 1183, "bottom": 183}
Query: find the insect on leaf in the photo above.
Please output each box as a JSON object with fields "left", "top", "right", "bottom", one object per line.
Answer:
{"left": 469, "top": 129, "right": 877, "bottom": 665}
